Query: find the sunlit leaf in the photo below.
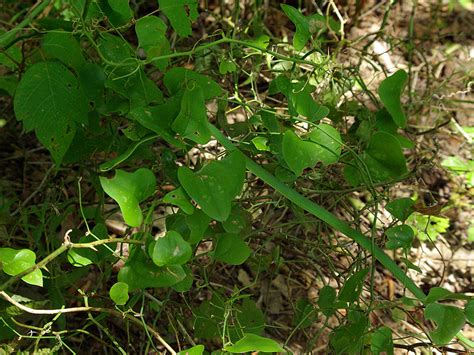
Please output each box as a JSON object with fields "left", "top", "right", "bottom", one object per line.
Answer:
{"left": 109, "top": 282, "right": 129, "bottom": 305}
{"left": 224, "top": 333, "right": 284, "bottom": 353}
{"left": 0, "top": 248, "right": 43, "bottom": 287}
{"left": 424, "top": 303, "right": 465, "bottom": 345}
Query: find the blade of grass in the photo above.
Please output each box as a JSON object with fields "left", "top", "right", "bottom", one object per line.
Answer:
{"left": 207, "top": 122, "right": 426, "bottom": 302}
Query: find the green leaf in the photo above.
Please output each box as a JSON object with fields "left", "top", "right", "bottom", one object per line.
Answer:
{"left": 219, "top": 60, "right": 237, "bottom": 74}
{"left": 178, "top": 152, "right": 246, "bottom": 221}
{"left": 41, "top": 31, "right": 85, "bottom": 71}
{"left": 213, "top": 233, "right": 251, "bottom": 265}
{"left": 330, "top": 311, "right": 369, "bottom": 354}
{"left": 135, "top": 16, "right": 170, "bottom": 70}
{"left": 224, "top": 333, "right": 284, "bottom": 353}
{"left": 424, "top": 287, "right": 469, "bottom": 303}
{"left": 385, "top": 225, "right": 414, "bottom": 250}
{"left": 280, "top": 4, "right": 339, "bottom": 51}
{"left": 465, "top": 300, "right": 474, "bottom": 324}
{"left": 222, "top": 206, "right": 252, "bottom": 234}
{"left": 0, "top": 248, "right": 43, "bottom": 287}
{"left": 107, "top": 0, "right": 133, "bottom": 24}
{"left": 318, "top": 285, "right": 337, "bottom": 316}
{"left": 13, "top": 61, "right": 88, "bottom": 164}
{"left": 98, "top": 33, "right": 133, "bottom": 63}
{"left": 282, "top": 130, "right": 319, "bottom": 176}
{"left": 158, "top": 0, "right": 198, "bottom": 37}
{"left": 100, "top": 168, "right": 156, "bottom": 227}
{"left": 67, "top": 224, "right": 114, "bottom": 267}
{"left": 149, "top": 231, "right": 192, "bottom": 266}
{"left": 363, "top": 132, "right": 407, "bottom": 182}
{"left": 293, "top": 298, "right": 317, "bottom": 328}
{"left": 118, "top": 247, "right": 186, "bottom": 290}
{"left": 186, "top": 210, "right": 211, "bottom": 243}
{"left": 177, "top": 345, "right": 204, "bottom": 355}
{"left": 172, "top": 84, "right": 211, "bottom": 144}
{"left": 308, "top": 124, "right": 343, "bottom": 165}
{"left": 109, "top": 282, "right": 129, "bottom": 305}
{"left": 378, "top": 70, "right": 408, "bottom": 128}
{"left": 424, "top": 303, "right": 465, "bottom": 345}
{"left": 386, "top": 198, "right": 415, "bottom": 222}
{"left": 371, "top": 326, "right": 393, "bottom": 355}
{"left": 128, "top": 101, "right": 185, "bottom": 149}
{"left": 164, "top": 67, "right": 222, "bottom": 99}
{"left": 338, "top": 268, "right": 369, "bottom": 303}
{"left": 163, "top": 187, "right": 194, "bottom": 215}
{"left": 251, "top": 136, "right": 270, "bottom": 151}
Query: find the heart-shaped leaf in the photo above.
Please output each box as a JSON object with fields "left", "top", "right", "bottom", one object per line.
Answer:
{"left": 283, "top": 130, "right": 319, "bottom": 176}
{"left": 308, "top": 124, "right": 343, "bottom": 165}
{"left": 225, "top": 333, "right": 284, "bottom": 353}
{"left": 0, "top": 248, "right": 43, "bottom": 287}
{"left": 42, "top": 31, "right": 85, "bottom": 71}
{"left": 135, "top": 15, "right": 170, "bottom": 70}
{"left": 178, "top": 152, "right": 245, "bottom": 221}
{"left": 149, "top": 231, "right": 192, "bottom": 266}
{"left": 424, "top": 303, "right": 465, "bottom": 345}
{"left": 385, "top": 225, "right": 414, "bottom": 250}
{"left": 109, "top": 282, "right": 129, "bottom": 305}
{"left": 378, "top": 70, "right": 408, "bottom": 128}
{"left": 100, "top": 168, "right": 156, "bottom": 227}
{"left": 118, "top": 247, "right": 186, "bottom": 291}
{"left": 386, "top": 198, "right": 415, "bottom": 221}
{"left": 213, "top": 233, "right": 251, "bottom": 265}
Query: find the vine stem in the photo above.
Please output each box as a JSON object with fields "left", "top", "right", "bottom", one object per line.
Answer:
{"left": 0, "top": 291, "right": 176, "bottom": 354}
{"left": 0, "top": 236, "right": 143, "bottom": 292}
{"left": 207, "top": 122, "right": 426, "bottom": 301}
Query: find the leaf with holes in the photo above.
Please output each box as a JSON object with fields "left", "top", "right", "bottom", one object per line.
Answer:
{"left": 158, "top": 0, "right": 198, "bottom": 37}
{"left": 100, "top": 168, "right": 156, "bottom": 227}
{"left": 178, "top": 152, "right": 246, "bottom": 221}
{"left": 13, "top": 61, "right": 88, "bottom": 164}
{"left": 0, "top": 248, "right": 43, "bottom": 287}
{"left": 424, "top": 303, "right": 465, "bottom": 345}
{"left": 378, "top": 70, "right": 408, "bottom": 128}
{"left": 163, "top": 187, "right": 194, "bottom": 215}
{"left": 149, "top": 231, "right": 192, "bottom": 266}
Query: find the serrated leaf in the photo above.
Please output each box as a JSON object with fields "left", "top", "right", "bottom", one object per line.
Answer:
{"left": 219, "top": 60, "right": 237, "bottom": 74}
{"left": 41, "top": 31, "right": 85, "bottom": 70}
{"left": 149, "top": 231, "right": 192, "bottom": 266}
{"left": 378, "top": 70, "right": 408, "bottom": 128}
{"left": 172, "top": 84, "right": 211, "bottom": 144}
{"left": 385, "top": 224, "right": 414, "bottom": 250}
{"left": 178, "top": 152, "right": 246, "bottom": 221}
{"left": 100, "top": 168, "right": 156, "bottom": 227}
{"left": 158, "top": 0, "right": 198, "bottom": 37}
{"left": 424, "top": 303, "right": 465, "bottom": 345}
{"left": 13, "top": 61, "right": 88, "bottom": 164}
{"left": 213, "top": 233, "right": 251, "bottom": 265}
{"left": 224, "top": 333, "right": 284, "bottom": 353}
{"left": 0, "top": 248, "right": 43, "bottom": 287}
{"left": 135, "top": 16, "right": 170, "bottom": 70}
{"left": 109, "top": 282, "right": 129, "bottom": 305}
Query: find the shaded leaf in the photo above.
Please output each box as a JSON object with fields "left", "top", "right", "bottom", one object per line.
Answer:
{"left": 371, "top": 326, "right": 393, "bottom": 355}
{"left": 149, "top": 231, "right": 192, "bottom": 266}
{"left": 424, "top": 303, "right": 465, "bottom": 345}
{"left": 385, "top": 225, "right": 414, "bottom": 250}
{"left": 42, "top": 31, "right": 85, "bottom": 70}
{"left": 135, "top": 16, "right": 170, "bottom": 70}
{"left": 213, "top": 233, "right": 251, "bottom": 265}
{"left": 386, "top": 198, "right": 415, "bottom": 222}
{"left": 163, "top": 187, "right": 194, "bottom": 215}
{"left": 158, "top": 0, "right": 198, "bottom": 37}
